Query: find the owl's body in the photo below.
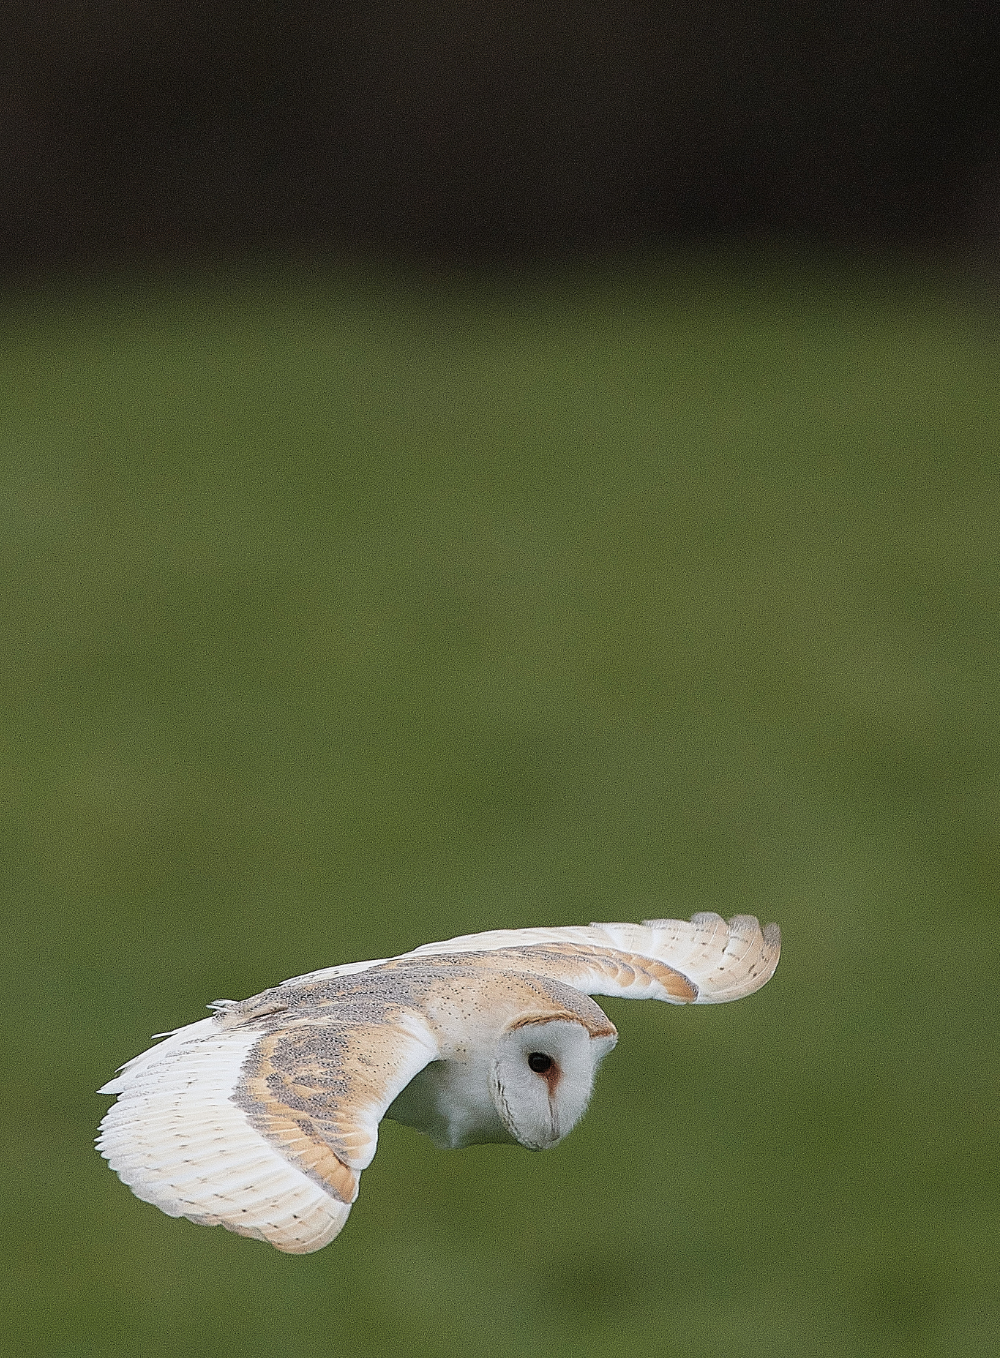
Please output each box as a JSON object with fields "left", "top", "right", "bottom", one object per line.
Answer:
{"left": 98, "top": 913, "right": 780, "bottom": 1253}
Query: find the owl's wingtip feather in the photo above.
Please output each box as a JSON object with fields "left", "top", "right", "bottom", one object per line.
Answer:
{"left": 614, "top": 912, "right": 781, "bottom": 1003}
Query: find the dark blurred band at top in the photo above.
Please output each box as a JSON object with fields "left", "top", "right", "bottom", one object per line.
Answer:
{"left": 3, "top": 0, "right": 998, "bottom": 272}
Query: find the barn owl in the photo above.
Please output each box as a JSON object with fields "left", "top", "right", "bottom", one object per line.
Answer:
{"left": 97, "top": 913, "right": 780, "bottom": 1254}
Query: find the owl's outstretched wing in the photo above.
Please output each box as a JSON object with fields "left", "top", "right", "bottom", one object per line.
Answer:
{"left": 395, "top": 912, "right": 781, "bottom": 1005}
{"left": 97, "top": 1005, "right": 438, "bottom": 1254}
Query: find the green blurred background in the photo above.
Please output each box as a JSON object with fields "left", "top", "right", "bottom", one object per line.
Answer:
{"left": 3, "top": 256, "right": 997, "bottom": 1356}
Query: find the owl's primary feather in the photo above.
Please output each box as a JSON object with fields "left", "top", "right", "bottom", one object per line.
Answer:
{"left": 97, "top": 912, "right": 780, "bottom": 1253}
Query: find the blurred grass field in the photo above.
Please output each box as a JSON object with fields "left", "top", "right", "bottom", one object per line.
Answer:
{"left": 2, "top": 255, "right": 998, "bottom": 1357}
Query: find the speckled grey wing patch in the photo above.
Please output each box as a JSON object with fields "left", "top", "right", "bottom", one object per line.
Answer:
{"left": 219, "top": 971, "right": 443, "bottom": 1185}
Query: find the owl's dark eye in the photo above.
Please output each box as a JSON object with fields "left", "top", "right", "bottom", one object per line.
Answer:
{"left": 528, "top": 1052, "right": 553, "bottom": 1073}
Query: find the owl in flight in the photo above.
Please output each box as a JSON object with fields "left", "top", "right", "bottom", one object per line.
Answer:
{"left": 98, "top": 913, "right": 780, "bottom": 1254}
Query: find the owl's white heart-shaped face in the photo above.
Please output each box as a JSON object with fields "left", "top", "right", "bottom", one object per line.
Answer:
{"left": 491, "top": 1017, "right": 618, "bottom": 1150}
{"left": 97, "top": 912, "right": 781, "bottom": 1253}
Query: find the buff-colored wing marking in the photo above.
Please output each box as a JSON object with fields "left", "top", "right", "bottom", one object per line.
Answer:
{"left": 394, "top": 912, "right": 781, "bottom": 1004}
{"left": 97, "top": 1007, "right": 438, "bottom": 1254}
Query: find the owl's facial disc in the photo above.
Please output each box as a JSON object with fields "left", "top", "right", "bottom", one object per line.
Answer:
{"left": 491, "top": 1017, "right": 617, "bottom": 1151}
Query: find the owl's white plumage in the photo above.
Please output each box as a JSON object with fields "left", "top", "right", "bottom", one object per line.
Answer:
{"left": 98, "top": 912, "right": 780, "bottom": 1253}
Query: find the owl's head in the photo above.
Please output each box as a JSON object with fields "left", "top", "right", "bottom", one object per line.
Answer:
{"left": 490, "top": 1014, "right": 618, "bottom": 1151}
